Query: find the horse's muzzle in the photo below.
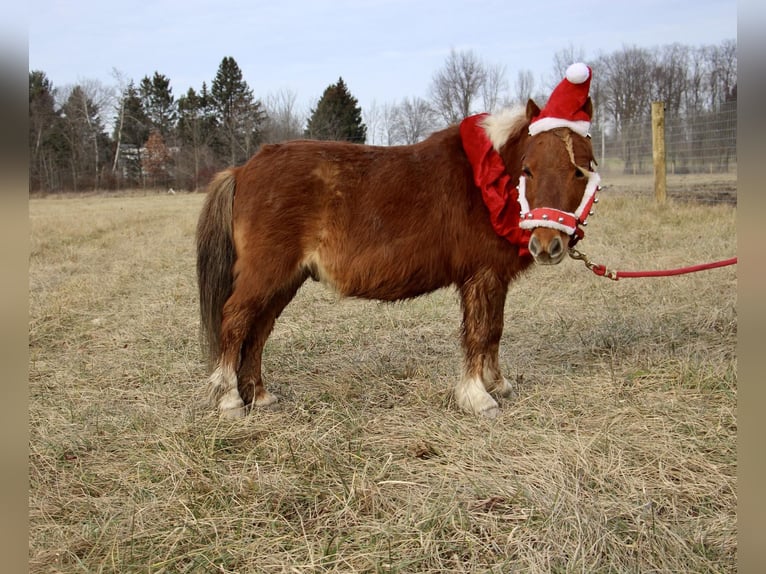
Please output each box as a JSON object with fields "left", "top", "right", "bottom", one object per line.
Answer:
{"left": 528, "top": 230, "right": 566, "bottom": 265}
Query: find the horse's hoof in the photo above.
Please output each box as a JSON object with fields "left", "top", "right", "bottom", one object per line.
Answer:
{"left": 494, "top": 377, "right": 514, "bottom": 398}
{"left": 254, "top": 391, "right": 279, "bottom": 407}
{"left": 218, "top": 388, "right": 245, "bottom": 418}
{"left": 455, "top": 377, "right": 500, "bottom": 417}
{"left": 473, "top": 393, "right": 500, "bottom": 417}
{"left": 480, "top": 404, "right": 500, "bottom": 418}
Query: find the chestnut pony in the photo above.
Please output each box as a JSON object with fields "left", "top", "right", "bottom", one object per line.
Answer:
{"left": 196, "top": 98, "right": 598, "bottom": 418}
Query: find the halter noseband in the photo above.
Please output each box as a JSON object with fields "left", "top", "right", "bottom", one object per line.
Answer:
{"left": 517, "top": 129, "right": 601, "bottom": 246}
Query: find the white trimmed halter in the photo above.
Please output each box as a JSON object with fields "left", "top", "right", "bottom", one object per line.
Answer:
{"left": 517, "top": 129, "right": 601, "bottom": 243}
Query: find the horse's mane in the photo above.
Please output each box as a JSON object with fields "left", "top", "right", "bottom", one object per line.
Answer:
{"left": 479, "top": 105, "right": 528, "bottom": 151}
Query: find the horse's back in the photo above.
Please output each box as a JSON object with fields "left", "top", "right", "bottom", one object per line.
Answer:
{"left": 229, "top": 131, "right": 508, "bottom": 299}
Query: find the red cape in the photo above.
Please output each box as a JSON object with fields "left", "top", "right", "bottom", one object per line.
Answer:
{"left": 460, "top": 114, "right": 531, "bottom": 256}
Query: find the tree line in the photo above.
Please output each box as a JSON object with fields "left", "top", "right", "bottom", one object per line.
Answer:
{"left": 29, "top": 39, "right": 735, "bottom": 192}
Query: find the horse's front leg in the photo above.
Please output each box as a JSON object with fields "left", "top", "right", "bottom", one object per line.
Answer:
{"left": 455, "top": 270, "right": 510, "bottom": 417}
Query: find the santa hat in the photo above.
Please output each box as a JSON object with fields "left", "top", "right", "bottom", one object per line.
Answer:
{"left": 529, "top": 62, "right": 592, "bottom": 137}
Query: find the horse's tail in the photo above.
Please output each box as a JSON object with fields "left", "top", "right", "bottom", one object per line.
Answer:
{"left": 196, "top": 168, "right": 236, "bottom": 366}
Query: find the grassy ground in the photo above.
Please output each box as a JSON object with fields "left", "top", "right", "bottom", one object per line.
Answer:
{"left": 604, "top": 172, "right": 737, "bottom": 206}
{"left": 29, "top": 188, "right": 736, "bottom": 572}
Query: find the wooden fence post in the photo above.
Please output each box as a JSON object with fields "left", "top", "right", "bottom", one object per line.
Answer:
{"left": 652, "top": 102, "right": 666, "bottom": 204}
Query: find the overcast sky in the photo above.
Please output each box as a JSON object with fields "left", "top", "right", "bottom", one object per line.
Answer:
{"left": 28, "top": 0, "right": 737, "bottom": 115}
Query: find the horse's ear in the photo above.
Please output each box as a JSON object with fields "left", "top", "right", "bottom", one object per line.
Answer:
{"left": 584, "top": 97, "right": 593, "bottom": 119}
{"left": 526, "top": 99, "right": 540, "bottom": 121}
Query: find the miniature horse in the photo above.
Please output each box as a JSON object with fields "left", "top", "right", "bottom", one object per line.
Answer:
{"left": 196, "top": 98, "right": 599, "bottom": 418}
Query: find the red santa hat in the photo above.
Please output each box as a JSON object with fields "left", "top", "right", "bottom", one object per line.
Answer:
{"left": 529, "top": 62, "right": 592, "bottom": 137}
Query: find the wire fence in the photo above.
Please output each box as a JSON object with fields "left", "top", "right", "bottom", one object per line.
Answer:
{"left": 589, "top": 106, "right": 736, "bottom": 204}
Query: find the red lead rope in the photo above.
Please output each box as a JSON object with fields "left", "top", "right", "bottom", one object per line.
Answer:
{"left": 568, "top": 249, "right": 738, "bottom": 281}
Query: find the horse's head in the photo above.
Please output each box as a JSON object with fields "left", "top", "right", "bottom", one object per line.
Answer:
{"left": 518, "top": 98, "right": 600, "bottom": 265}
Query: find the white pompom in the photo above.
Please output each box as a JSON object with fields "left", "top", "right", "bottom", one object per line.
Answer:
{"left": 566, "top": 62, "right": 590, "bottom": 84}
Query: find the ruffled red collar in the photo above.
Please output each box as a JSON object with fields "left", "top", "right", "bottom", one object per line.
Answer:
{"left": 460, "top": 114, "right": 531, "bottom": 255}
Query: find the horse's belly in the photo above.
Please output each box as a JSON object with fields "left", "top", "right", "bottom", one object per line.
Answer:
{"left": 301, "top": 247, "right": 449, "bottom": 301}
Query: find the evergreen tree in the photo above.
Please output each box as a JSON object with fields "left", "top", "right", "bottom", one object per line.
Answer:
{"left": 211, "top": 56, "right": 265, "bottom": 165}
{"left": 29, "top": 71, "right": 66, "bottom": 191}
{"left": 60, "top": 85, "right": 110, "bottom": 190}
{"left": 113, "top": 81, "right": 150, "bottom": 186}
{"left": 305, "top": 77, "right": 367, "bottom": 142}
{"left": 176, "top": 83, "right": 218, "bottom": 189}
{"left": 139, "top": 72, "right": 176, "bottom": 140}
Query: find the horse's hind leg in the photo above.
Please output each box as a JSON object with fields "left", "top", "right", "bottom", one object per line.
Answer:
{"left": 204, "top": 287, "right": 258, "bottom": 419}
{"left": 206, "top": 262, "right": 305, "bottom": 418}
{"left": 455, "top": 269, "right": 509, "bottom": 417}
{"left": 236, "top": 276, "right": 305, "bottom": 409}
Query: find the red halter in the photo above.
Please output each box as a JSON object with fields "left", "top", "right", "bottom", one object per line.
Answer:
{"left": 517, "top": 166, "right": 601, "bottom": 247}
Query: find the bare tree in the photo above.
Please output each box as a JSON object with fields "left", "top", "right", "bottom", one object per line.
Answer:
{"left": 651, "top": 44, "right": 689, "bottom": 116}
{"left": 648, "top": 44, "right": 690, "bottom": 171}
{"left": 513, "top": 69, "right": 535, "bottom": 105}
{"left": 596, "top": 46, "right": 655, "bottom": 172}
{"left": 393, "top": 97, "right": 436, "bottom": 144}
{"left": 429, "top": 49, "right": 488, "bottom": 125}
{"left": 363, "top": 99, "right": 382, "bottom": 145}
{"left": 379, "top": 102, "right": 399, "bottom": 146}
{"left": 708, "top": 39, "right": 737, "bottom": 110}
{"left": 603, "top": 47, "right": 654, "bottom": 119}
{"left": 681, "top": 41, "right": 736, "bottom": 113}
{"left": 80, "top": 80, "right": 115, "bottom": 186}
{"left": 110, "top": 68, "right": 130, "bottom": 175}
{"left": 550, "top": 44, "right": 587, "bottom": 89}
{"left": 481, "top": 62, "right": 509, "bottom": 113}
{"left": 685, "top": 46, "right": 708, "bottom": 115}
{"left": 262, "top": 88, "right": 305, "bottom": 143}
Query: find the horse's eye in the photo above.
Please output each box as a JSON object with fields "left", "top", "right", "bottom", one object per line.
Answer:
{"left": 522, "top": 166, "right": 532, "bottom": 178}
{"left": 574, "top": 168, "right": 585, "bottom": 179}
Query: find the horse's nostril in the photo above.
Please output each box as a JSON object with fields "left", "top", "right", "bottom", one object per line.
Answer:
{"left": 528, "top": 236, "right": 541, "bottom": 257}
{"left": 549, "top": 236, "right": 563, "bottom": 258}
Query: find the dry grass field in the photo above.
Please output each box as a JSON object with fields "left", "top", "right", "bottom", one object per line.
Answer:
{"left": 29, "top": 185, "right": 736, "bottom": 572}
